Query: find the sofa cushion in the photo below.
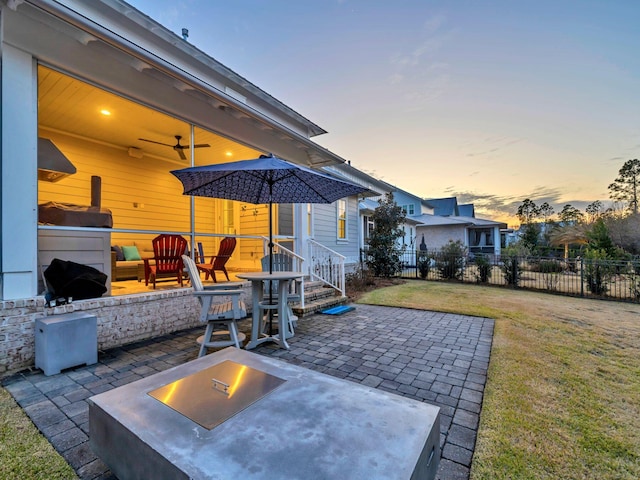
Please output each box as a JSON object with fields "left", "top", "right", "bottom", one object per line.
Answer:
{"left": 111, "top": 245, "right": 125, "bottom": 261}
{"left": 122, "top": 245, "right": 142, "bottom": 261}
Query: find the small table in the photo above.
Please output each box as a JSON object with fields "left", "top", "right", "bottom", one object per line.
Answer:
{"left": 237, "top": 271, "right": 304, "bottom": 350}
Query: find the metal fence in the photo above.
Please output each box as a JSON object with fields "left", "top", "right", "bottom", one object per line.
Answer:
{"left": 360, "top": 249, "right": 640, "bottom": 303}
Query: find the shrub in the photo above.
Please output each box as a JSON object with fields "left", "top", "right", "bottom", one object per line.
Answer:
{"left": 435, "top": 240, "right": 466, "bottom": 280}
{"left": 501, "top": 244, "right": 530, "bottom": 287}
{"left": 583, "top": 249, "right": 612, "bottom": 295}
{"left": 531, "top": 259, "right": 564, "bottom": 273}
{"left": 417, "top": 251, "right": 432, "bottom": 279}
{"left": 346, "top": 266, "right": 375, "bottom": 291}
{"left": 502, "top": 255, "right": 521, "bottom": 287}
{"left": 474, "top": 254, "right": 492, "bottom": 283}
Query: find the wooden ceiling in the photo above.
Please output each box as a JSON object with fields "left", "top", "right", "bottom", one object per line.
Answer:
{"left": 38, "top": 66, "right": 260, "bottom": 166}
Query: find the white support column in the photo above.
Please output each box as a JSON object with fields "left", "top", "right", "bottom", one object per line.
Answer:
{"left": 293, "top": 203, "right": 308, "bottom": 261}
{"left": 493, "top": 226, "right": 502, "bottom": 257}
{"left": 1, "top": 43, "right": 39, "bottom": 299}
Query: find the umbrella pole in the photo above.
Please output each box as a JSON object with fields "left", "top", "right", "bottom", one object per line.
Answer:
{"left": 268, "top": 184, "right": 274, "bottom": 335}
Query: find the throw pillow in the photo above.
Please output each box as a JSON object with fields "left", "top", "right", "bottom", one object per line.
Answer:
{"left": 122, "top": 245, "right": 142, "bottom": 261}
{"left": 111, "top": 245, "right": 125, "bottom": 262}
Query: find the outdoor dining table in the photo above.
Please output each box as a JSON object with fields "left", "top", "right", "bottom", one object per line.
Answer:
{"left": 236, "top": 271, "right": 304, "bottom": 350}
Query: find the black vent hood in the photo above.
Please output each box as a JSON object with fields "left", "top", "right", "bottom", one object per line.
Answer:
{"left": 38, "top": 138, "right": 77, "bottom": 182}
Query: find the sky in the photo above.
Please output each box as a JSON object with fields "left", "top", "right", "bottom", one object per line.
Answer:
{"left": 127, "top": 0, "right": 640, "bottom": 226}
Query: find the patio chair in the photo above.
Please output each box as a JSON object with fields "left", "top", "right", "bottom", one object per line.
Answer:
{"left": 182, "top": 255, "right": 247, "bottom": 356}
{"left": 197, "top": 237, "right": 236, "bottom": 282}
{"left": 260, "top": 253, "right": 302, "bottom": 337}
{"left": 143, "top": 234, "right": 188, "bottom": 289}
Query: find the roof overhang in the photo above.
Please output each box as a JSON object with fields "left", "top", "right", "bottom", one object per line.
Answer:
{"left": 15, "top": 0, "right": 346, "bottom": 168}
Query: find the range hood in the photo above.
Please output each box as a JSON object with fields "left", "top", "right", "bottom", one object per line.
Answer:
{"left": 38, "top": 137, "right": 77, "bottom": 182}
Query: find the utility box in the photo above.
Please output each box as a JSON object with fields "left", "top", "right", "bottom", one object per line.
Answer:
{"left": 35, "top": 312, "right": 98, "bottom": 376}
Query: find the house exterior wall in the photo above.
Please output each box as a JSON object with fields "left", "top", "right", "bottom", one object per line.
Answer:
{"left": 0, "top": 286, "right": 251, "bottom": 376}
{"left": 311, "top": 198, "right": 360, "bottom": 265}
{"left": 417, "top": 225, "right": 467, "bottom": 252}
{"left": 393, "top": 191, "right": 422, "bottom": 218}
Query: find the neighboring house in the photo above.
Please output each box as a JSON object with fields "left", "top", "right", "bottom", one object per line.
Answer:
{"left": 413, "top": 214, "right": 506, "bottom": 257}
{"left": 424, "top": 197, "right": 460, "bottom": 216}
{"left": 458, "top": 204, "right": 475, "bottom": 217}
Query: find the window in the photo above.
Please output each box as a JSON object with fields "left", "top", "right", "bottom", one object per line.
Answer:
{"left": 337, "top": 199, "right": 347, "bottom": 240}
{"left": 364, "top": 215, "right": 374, "bottom": 243}
{"left": 401, "top": 204, "right": 415, "bottom": 215}
{"left": 223, "top": 200, "right": 236, "bottom": 235}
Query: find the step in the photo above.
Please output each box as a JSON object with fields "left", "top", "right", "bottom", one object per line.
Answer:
{"left": 302, "top": 285, "right": 338, "bottom": 303}
{"left": 293, "top": 293, "right": 348, "bottom": 317}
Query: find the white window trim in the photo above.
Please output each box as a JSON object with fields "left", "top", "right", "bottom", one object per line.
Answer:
{"left": 337, "top": 199, "right": 348, "bottom": 241}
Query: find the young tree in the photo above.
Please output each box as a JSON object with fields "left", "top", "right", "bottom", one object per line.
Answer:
{"left": 586, "top": 218, "right": 616, "bottom": 257}
{"left": 608, "top": 159, "right": 640, "bottom": 215}
{"left": 521, "top": 223, "right": 541, "bottom": 250}
{"left": 366, "top": 193, "right": 406, "bottom": 277}
{"left": 516, "top": 198, "right": 539, "bottom": 224}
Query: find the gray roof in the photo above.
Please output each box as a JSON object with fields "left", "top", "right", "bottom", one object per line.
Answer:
{"left": 458, "top": 204, "right": 475, "bottom": 217}
{"left": 414, "top": 214, "right": 506, "bottom": 228}
{"left": 424, "top": 197, "right": 459, "bottom": 216}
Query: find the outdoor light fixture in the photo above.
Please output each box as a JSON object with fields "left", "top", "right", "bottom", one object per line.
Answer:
{"left": 128, "top": 147, "right": 144, "bottom": 159}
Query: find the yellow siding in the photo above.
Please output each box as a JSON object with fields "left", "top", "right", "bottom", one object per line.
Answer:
{"left": 38, "top": 132, "right": 271, "bottom": 271}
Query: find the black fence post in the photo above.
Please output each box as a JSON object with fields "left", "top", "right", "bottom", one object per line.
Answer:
{"left": 580, "top": 256, "right": 584, "bottom": 297}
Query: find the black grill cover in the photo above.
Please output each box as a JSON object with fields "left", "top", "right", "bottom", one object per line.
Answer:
{"left": 38, "top": 202, "right": 113, "bottom": 228}
{"left": 44, "top": 258, "right": 107, "bottom": 300}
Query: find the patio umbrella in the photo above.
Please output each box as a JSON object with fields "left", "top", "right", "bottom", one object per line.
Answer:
{"left": 170, "top": 153, "right": 369, "bottom": 274}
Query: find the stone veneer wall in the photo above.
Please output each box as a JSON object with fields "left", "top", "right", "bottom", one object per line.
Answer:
{"left": 0, "top": 287, "right": 250, "bottom": 377}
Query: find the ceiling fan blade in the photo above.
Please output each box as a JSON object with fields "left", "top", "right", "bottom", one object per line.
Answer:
{"left": 176, "top": 148, "right": 187, "bottom": 160}
{"left": 192, "top": 144, "right": 211, "bottom": 148}
{"left": 138, "top": 138, "right": 174, "bottom": 147}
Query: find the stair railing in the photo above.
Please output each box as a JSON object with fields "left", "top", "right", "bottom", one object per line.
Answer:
{"left": 307, "top": 239, "right": 346, "bottom": 297}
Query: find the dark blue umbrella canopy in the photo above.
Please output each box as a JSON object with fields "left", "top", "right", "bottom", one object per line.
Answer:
{"left": 171, "top": 154, "right": 369, "bottom": 277}
{"left": 171, "top": 154, "right": 368, "bottom": 204}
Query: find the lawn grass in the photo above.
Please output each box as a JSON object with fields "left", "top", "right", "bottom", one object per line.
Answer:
{"left": 0, "top": 386, "right": 77, "bottom": 479}
{"left": 358, "top": 280, "right": 640, "bottom": 480}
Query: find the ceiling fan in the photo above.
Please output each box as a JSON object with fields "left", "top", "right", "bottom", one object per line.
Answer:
{"left": 138, "top": 135, "right": 210, "bottom": 160}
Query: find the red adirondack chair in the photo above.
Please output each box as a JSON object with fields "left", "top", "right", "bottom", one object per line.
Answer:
{"left": 197, "top": 237, "right": 236, "bottom": 282}
{"left": 143, "top": 234, "right": 188, "bottom": 288}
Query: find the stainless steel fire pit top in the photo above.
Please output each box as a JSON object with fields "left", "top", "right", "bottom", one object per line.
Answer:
{"left": 148, "top": 360, "right": 286, "bottom": 430}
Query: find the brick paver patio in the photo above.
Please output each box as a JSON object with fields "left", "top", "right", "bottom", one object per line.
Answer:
{"left": 3, "top": 304, "right": 493, "bottom": 480}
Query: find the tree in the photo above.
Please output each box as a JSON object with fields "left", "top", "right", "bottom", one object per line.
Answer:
{"left": 516, "top": 199, "right": 539, "bottom": 224}
{"left": 539, "top": 202, "right": 555, "bottom": 222}
{"left": 521, "top": 223, "right": 541, "bottom": 250}
{"left": 366, "top": 193, "right": 406, "bottom": 277}
{"left": 585, "top": 200, "right": 604, "bottom": 223}
{"left": 586, "top": 218, "right": 616, "bottom": 257}
{"left": 559, "top": 204, "right": 584, "bottom": 224}
{"left": 608, "top": 159, "right": 640, "bottom": 215}
{"left": 606, "top": 214, "right": 640, "bottom": 254}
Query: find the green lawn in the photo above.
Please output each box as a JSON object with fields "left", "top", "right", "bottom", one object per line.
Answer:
{"left": 358, "top": 280, "right": 640, "bottom": 480}
{"left": 0, "top": 386, "right": 77, "bottom": 479}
